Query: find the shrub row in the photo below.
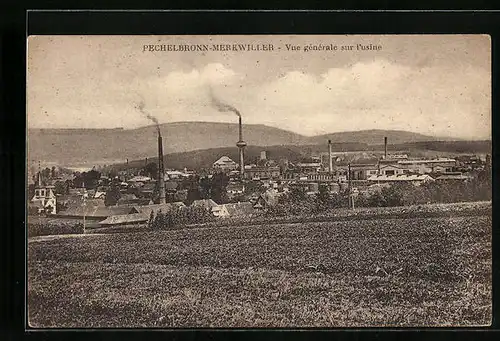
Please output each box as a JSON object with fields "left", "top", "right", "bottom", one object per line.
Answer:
{"left": 148, "top": 205, "right": 215, "bottom": 230}
{"left": 148, "top": 201, "right": 491, "bottom": 231}
{"left": 28, "top": 222, "right": 84, "bottom": 237}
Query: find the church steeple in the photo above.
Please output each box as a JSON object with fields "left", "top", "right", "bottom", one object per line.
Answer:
{"left": 37, "top": 161, "right": 43, "bottom": 187}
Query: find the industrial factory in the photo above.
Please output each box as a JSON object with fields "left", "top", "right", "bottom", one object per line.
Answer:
{"left": 28, "top": 101, "right": 489, "bottom": 229}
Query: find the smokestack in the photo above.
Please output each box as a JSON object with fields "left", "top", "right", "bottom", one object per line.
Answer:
{"left": 38, "top": 160, "right": 42, "bottom": 187}
{"left": 384, "top": 136, "right": 388, "bottom": 160}
{"left": 157, "top": 131, "right": 166, "bottom": 204}
{"left": 328, "top": 140, "right": 333, "bottom": 174}
{"left": 239, "top": 116, "right": 242, "bottom": 142}
{"left": 236, "top": 116, "right": 247, "bottom": 178}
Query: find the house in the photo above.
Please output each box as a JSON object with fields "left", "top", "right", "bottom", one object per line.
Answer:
{"left": 226, "top": 182, "right": 245, "bottom": 195}
{"left": 435, "top": 173, "right": 473, "bottom": 182}
{"left": 98, "top": 213, "right": 149, "bottom": 226}
{"left": 165, "top": 170, "right": 189, "bottom": 180}
{"left": 128, "top": 175, "right": 151, "bottom": 183}
{"left": 116, "top": 194, "right": 153, "bottom": 206}
{"left": 253, "top": 189, "right": 282, "bottom": 210}
{"left": 337, "top": 163, "right": 379, "bottom": 180}
{"left": 30, "top": 173, "right": 57, "bottom": 214}
{"left": 297, "top": 161, "right": 322, "bottom": 174}
{"left": 306, "top": 172, "right": 337, "bottom": 182}
{"left": 56, "top": 199, "right": 137, "bottom": 220}
{"left": 214, "top": 202, "right": 255, "bottom": 218}
{"left": 133, "top": 202, "right": 186, "bottom": 217}
{"left": 213, "top": 156, "right": 238, "bottom": 171}
{"left": 244, "top": 166, "right": 281, "bottom": 180}
{"left": 387, "top": 154, "right": 408, "bottom": 160}
{"left": 367, "top": 174, "right": 434, "bottom": 186}
{"left": 397, "top": 158, "right": 456, "bottom": 174}
{"left": 191, "top": 199, "right": 219, "bottom": 210}
{"left": 378, "top": 164, "right": 406, "bottom": 176}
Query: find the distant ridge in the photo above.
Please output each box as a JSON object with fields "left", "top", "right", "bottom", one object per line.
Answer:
{"left": 27, "top": 121, "right": 475, "bottom": 166}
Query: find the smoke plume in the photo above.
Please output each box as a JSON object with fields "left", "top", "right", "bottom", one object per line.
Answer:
{"left": 136, "top": 100, "right": 160, "bottom": 133}
{"left": 209, "top": 87, "right": 241, "bottom": 117}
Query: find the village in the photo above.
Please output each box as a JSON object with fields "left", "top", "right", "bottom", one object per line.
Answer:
{"left": 27, "top": 126, "right": 491, "bottom": 230}
{"left": 24, "top": 34, "right": 493, "bottom": 328}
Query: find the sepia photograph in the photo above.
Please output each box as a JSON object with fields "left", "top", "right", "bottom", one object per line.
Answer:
{"left": 26, "top": 34, "right": 492, "bottom": 328}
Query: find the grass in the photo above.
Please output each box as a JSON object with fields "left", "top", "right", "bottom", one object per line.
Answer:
{"left": 28, "top": 210, "right": 491, "bottom": 328}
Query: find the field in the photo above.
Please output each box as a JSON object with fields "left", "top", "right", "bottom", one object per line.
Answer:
{"left": 28, "top": 207, "right": 491, "bottom": 328}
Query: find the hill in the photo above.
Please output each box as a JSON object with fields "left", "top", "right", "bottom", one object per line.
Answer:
{"left": 309, "top": 129, "right": 457, "bottom": 145}
{"left": 115, "top": 139, "right": 491, "bottom": 171}
{"left": 27, "top": 122, "right": 306, "bottom": 165}
{"left": 27, "top": 122, "right": 470, "bottom": 166}
{"left": 119, "top": 142, "right": 369, "bottom": 171}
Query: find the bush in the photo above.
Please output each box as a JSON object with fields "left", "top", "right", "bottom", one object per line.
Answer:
{"left": 28, "top": 222, "right": 84, "bottom": 237}
{"left": 354, "top": 171, "right": 491, "bottom": 208}
{"left": 148, "top": 206, "right": 216, "bottom": 230}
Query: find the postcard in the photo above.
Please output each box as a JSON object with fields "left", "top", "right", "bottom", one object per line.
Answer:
{"left": 27, "top": 34, "right": 491, "bottom": 328}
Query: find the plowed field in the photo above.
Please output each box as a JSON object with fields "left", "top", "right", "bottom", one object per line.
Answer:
{"left": 28, "top": 212, "right": 491, "bottom": 327}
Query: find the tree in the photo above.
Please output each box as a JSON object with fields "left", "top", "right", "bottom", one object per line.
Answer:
{"left": 210, "top": 172, "right": 229, "bottom": 204}
{"left": 143, "top": 162, "right": 158, "bottom": 179}
{"left": 199, "top": 176, "right": 211, "bottom": 199}
{"left": 85, "top": 169, "right": 101, "bottom": 189}
{"left": 27, "top": 184, "right": 35, "bottom": 200}
{"left": 315, "top": 185, "right": 331, "bottom": 212}
{"left": 41, "top": 167, "right": 51, "bottom": 181}
{"left": 289, "top": 186, "right": 307, "bottom": 203}
{"left": 108, "top": 168, "right": 119, "bottom": 179}
{"left": 54, "top": 180, "right": 69, "bottom": 195}
{"left": 105, "top": 181, "right": 122, "bottom": 206}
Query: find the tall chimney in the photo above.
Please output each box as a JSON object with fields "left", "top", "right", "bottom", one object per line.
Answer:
{"left": 239, "top": 116, "right": 242, "bottom": 142}
{"left": 37, "top": 160, "right": 42, "bottom": 187}
{"left": 236, "top": 116, "right": 247, "bottom": 178}
{"left": 384, "top": 136, "right": 388, "bottom": 160}
{"left": 328, "top": 140, "right": 333, "bottom": 174}
{"left": 157, "top": 131, "right": 166, "bottom": 204}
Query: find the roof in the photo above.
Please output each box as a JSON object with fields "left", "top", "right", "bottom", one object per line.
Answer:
{"left": 133, "top": 202, "right": 186, "bottom": 216}
{"left": 117, "top": 196, "right": 152, "bottom": 206}
{"left": 119, "top": 193, "right": 138, "bottom": 201}
{"left": 128, "top": 176, "right": 151, "bottom": 182}
{"left": 297, "top": 162, "right": 322, "bottom": 167}
{"left": 336, "top": 162, "right": 379, "bottom": 168}
{"left": 259, "top": 189, "right": 282, "bottom": 206}
{"left": 379, "top": 163, "right": 406, "bottom": 170}
{"left": 367, "top": 174, "right": 434, "bottom": 182}
{"left": 227, "top": 183, "right": 245, "bottom": 191}
{"left": 398, "top": 158, "right": 456, "bottom": 165}
{"left": 58, "top": 202, "right": 136, "bottom": 218}
{"left": 98, "top": 213, "right": 149, "bottom": 226}
{"left": 220, "top": 202, "right": 255, "bottom": 216}
{"left": 246, "top": 166, "right": 280, "bottom": 171}
{"left": 164, "top": 181, "right": 179, "bottom": 190}
{"left": 213, "top": 156, "right": 237, "bottom": 165}
{"left": 191, "top": 199, "right": 219, "bottom": 209}
{"left": 436, "top": 174, "right": 472, "bottom": 181}
{"left": 166, "top": 170, "right": 188, "bottom": 176}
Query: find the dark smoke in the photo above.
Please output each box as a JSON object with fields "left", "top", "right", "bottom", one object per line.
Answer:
{"left": 209, "top": 87, "right": 241, "bottom": 117}
{"left": 136, "top": 100, "right": 160, "bottom": 133}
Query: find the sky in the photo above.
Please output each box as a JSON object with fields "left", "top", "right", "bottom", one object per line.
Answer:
{"left": 27, "top": 35, "right": 491, "bottom": 139}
